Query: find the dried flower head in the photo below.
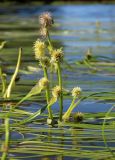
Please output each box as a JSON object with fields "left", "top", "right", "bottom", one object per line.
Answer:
{"left": 39, "top": 12, "right": 54, "bottom": 28}
{"left": 41, "top": 57, "right": 50, "bottom": 67}
{"left": 34, "top": 39, "right": 45, "bottom": 59}
{"left": 71, "top": 87, "right": 82, "bottom": 98}
{"left": 51, "top": 48, "right": 63, "bottom": 63}
{"left": 39, "top": 77, "right": 49, "bottom": 88}
{"left": 52, "top": 85, "right": 62, "bottom": 98}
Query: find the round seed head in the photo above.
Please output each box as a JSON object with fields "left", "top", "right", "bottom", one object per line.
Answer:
{"left": 39, "top": 77, "right": 49, "bottom": 88}
{"left": 52, "top": 85, "right": 62, "bottom": 98}
{"left": 73, "top": 112, "right": 84, "bottom": 122}
{"left": 71, "top": 87, "right": 82, "bottom": 98}
{"left": 51, "top": 48, "right": 63, "bottom": 63}
{"left": 39, "top": 12, "right": 54, "bottom": 28}
{"left": 34, "top": 39, "right": 45, "bottom": 60}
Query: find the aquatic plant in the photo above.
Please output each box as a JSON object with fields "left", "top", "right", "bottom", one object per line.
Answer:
{"left": 0, "top": 11, "right": 115, "bottom": 160}
{"left": 4, "top": 48, "right": 22, "bottom": 99}
{"left": 62, "top": 87, "right": 82, "bottom": 121}
{"left": 0, "top": 12, "right": 83, "bottom": 126}
{"left": 0, "top": 48, "right": 22, "bottom": 160}
{"left": 31, "top": 12, "right": 82, "bottom": 122}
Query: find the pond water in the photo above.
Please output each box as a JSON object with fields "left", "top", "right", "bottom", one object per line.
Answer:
{"left": 0, "top": 3, "right": 115, "bottom": 160}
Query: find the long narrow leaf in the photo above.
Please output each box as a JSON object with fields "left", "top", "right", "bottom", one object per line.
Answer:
{"left": 4, "top": 48, "right": 22, "bottom": 98}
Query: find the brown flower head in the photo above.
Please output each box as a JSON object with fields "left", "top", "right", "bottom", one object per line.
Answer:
{"left": 39, "top": 12, "right": 54, "bottom": 28}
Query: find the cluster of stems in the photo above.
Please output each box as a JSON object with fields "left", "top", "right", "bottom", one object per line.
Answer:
{"left": 35, "top": 12, "right": 64, "bottom": 121}
{"left": 0, "top": 13, "right": 83, "bottom": 159}
{"left": 34, "top": 12, "right": 82, "bottom": 122}
{"left": 0, "top": 48, "right": 22, "bottom": 160}
{"left": 46, "top": 31, "right": 63, "bottom": 121}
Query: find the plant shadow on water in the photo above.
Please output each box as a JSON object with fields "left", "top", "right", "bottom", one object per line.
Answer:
{"left": 0, "top": 3, "right": 115, "bottom": 160}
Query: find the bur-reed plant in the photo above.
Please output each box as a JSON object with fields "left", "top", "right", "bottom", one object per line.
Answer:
{"left": 31, "top": 12, "right": 83, "bottom": 122}
{"left": 0, "top": 12, "right": 114, "bottom": 160}
{"left": 0, "top": 12, "right": 83, "bottom": 125}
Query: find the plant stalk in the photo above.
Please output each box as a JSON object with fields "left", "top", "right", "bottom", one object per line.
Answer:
{"left": 47, "top": 97, "right": 57, "bottom": 119}
{"left": 47, "top": 29, "right": 53, "bottom": 51}
{"left": 1, "top": 116, "right": 10, "bottom": 160}
{"left": 0, "top": 67, "right": 6, "bottom": 95}
{"left": 4, "top": 48, "right": 22, "bottom": 98}
{"left": 41, "top": 62, "right": 52, "bottom": 119}
{"left": 47, "top": 105, "right": 53, "bottom": 119}
{"left": 63, "top": 98, "right": 81, "bottom": 120}
{"left": 41, "top": 63, "right": 50, "bottom": 104}
{"left": 57, "top": 62, "right": 63, "bottom": 121}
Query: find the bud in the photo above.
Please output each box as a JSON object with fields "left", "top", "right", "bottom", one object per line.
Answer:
{"left": 39, "top": 77, "right": 49, "bottom": 88}
{"left": 39, "top": 12, "right": 54, "bottom": 28}
{"left": 71, "top": 87, "right": 82, "bottom": 98}
{"left": 51, "top": 48, "right": 63, "bottom": 63}
{"left": 34, "top": 39, "right": 45, "bottom": 60}
{"left": 73, "top": 112, "right": 84, "bottom": 122}
{"left": 52, "top": 85, "right": 62, "bottom": 98}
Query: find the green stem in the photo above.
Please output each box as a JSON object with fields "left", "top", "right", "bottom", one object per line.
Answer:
{"left": 41, "top": 63, "right": 51, "bottom": 119}
{"left": 47, "top": 29, "right": 58, "bottom": 119}
{"left": 46, "top": 29, "right": 54, "bottom": 74}
{"left": 63, "top": 98, "right": 81, "bottom": 121}
{"left": 47, "top": 29, "right": 53, "bottom": 51}
{"left": 41, "top": 64, "right": 50, "bottom": 104}
{"left": 62, "top": 98, "right": 76, "bottom": 120}
{"left": 57, "top": 62, "right": 63, "bottom": 121}
{"left": 47, "top": 105, "right": 53, "bottom": 119}
{"left": 1, "top": 116, "right": 10, "bottom": 160}
{"left": 0, "top": 67, "right": 6, "bottom": 95}
{"left": 4, "top": 48, "right": 22, "bottom": 98}
{"left": 47, "top": 97, "right": 57, "bottom": 119}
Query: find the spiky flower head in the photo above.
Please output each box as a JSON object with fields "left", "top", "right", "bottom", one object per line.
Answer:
{"left": 34, "top": 39, "right": 45, "bottom": 60}
{"left": 52, "top": 85, "right": 62, "bottom": 98}
{"left": 39, "top": 12, "right": 54, "bottom": 28}
{"left": 51, "top": 48, "right": 63, "bottom": 63}
{"left": 39, "top": 77, "right": 49, "bottom": 88}
{"left": 41, "top": 57, "right": 50, "bottom": 67}
{"left": 71, "top": 87, "right": 82, "bottom": 98}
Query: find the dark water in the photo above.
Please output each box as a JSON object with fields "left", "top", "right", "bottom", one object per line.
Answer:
{"left": 0, "top": 4, "right": 115, "bottom": 160}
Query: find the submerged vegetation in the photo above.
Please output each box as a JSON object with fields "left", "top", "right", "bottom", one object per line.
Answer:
{"left": 0, "top": 10, "right": 115, "bottom": 160}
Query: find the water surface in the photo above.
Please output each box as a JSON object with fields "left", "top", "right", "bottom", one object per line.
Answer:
{"left": 0, "top": 4, "right": 115, "bottom": 160}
